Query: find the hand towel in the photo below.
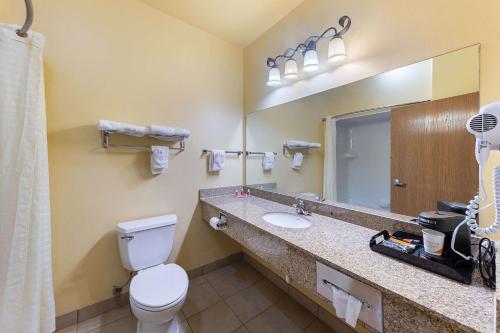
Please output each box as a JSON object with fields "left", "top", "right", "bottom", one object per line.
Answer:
{"left": 345, "top": 295, "right": 363, "bottom": 328}
{"left": 332, "top": 286, "right": 349, "bottom": 319}
{"left": 307, "top": 142, "right": 321, "bottom": 148}
{"left": 292, "top": 152, "right": 303, "bottom": 169}
{"left": 97, "top": 120, "right": 147, "bottom": 137}
{"left": 150, "top": 146, "right": 169, "bottom": 174}
{"left": 208, "top": 150, "right": 225, "bottom": 172}
{"left": 147, "top": 125, "right": 191, "bottom": 139}
{"left": 262, "top": 152, "right": 275, "bottom": 171}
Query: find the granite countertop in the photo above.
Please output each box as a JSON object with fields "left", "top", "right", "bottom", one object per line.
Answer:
{"left": 200, "top": 194, "right": 495, "bottom": 333}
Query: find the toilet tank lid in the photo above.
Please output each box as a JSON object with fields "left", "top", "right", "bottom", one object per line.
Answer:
{"left": 116, "top": 214, "right": 177, "bottom": 234}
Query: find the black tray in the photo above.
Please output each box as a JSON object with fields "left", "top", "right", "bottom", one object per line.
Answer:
{"left": 369, "top": 230, "right": 473, "bottom": 284}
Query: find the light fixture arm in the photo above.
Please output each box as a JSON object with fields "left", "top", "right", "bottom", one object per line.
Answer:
{"left": 266, "top": 15, "right": 351, "bottom": 68}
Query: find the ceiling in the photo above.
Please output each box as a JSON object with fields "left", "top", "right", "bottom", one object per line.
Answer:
{"left": 139, "top": 0, "right": 306, "bottom": 47}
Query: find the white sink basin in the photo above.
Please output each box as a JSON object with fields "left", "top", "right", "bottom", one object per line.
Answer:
{"left": 262, "top": 212, "right": 312, "bottom": 229}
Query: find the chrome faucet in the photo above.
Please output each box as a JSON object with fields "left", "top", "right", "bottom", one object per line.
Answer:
{"left": 293, "top": 199, "right": 311, "bottom": 216}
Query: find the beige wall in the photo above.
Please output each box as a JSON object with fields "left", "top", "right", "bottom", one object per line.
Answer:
{"left": 432, "top": 44, "right": 480, "bottom": 100}
{"left": 245, "top": 0, "right": 500, "bottom": 238}
{"left": 6, "top": 0, "right": 243, "bottom": 316}
{"left": 244, "top": 1, "right": 499, "bottom": 112}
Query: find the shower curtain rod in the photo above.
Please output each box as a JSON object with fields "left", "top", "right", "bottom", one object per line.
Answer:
{"left": 16, "top": 0, "right": 33, "bottom": 37}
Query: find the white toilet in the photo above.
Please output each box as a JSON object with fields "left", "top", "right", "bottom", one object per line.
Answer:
{"left": 117, "top": 214, "right": 189, "bottom": 333}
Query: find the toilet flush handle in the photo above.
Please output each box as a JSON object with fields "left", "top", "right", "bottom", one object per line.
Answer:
{"left": 121, "top": 235, "right": 134, "bottom": 240}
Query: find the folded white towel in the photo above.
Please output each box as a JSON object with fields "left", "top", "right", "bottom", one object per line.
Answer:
{"left": 147, "top": 125, "right": 191, "bottom": 139}
{"left": 345, "top": 295, "right": 363, "bottom": 328}
{"left": 150, "top": 146, "right": 169, "bottom": 175}
{"left": 285, "top": 140, "right": 321, "bottom": 149}
{"left": 97, "top": 120, "right": 147, "bottom": 137}
{"left": 332, "top": 286, "right": 349, "bottom": 319}
{"left": 262, "top": 152, "right": 275, "bottom": 171}
{"left": 208, "top": 150, "right": 225, "bottom": 172}
{"left": 285, "top": 140, "right": 309, "bottom": 148}
{"left": 292, "top": 152, "right": 303, "bottom": 169}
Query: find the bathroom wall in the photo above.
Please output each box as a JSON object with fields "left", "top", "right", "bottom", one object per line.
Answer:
{"left": 6, "top": 0, "right": 243, "bottom": 316}
{"left": 244, "top": 0, "right": 500, "bottom": 238}
{"left": 432, "top": 45, "right": 480, "bottom": 100}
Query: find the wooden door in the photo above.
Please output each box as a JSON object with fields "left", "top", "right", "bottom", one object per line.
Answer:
{"left": 391, "top": 92, "right": 479, "bottom": 216}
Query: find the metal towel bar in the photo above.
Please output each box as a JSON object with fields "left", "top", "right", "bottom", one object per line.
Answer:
{"left": 202, "top": 149, "right": 243, "bottom": 156}
{"left": 322, "top": 279, "right": 372, "bottom": 310}
{"left": 101, "top": 131, "right": 185, "bottom": 151}
{"left": 246, "top": 151, "right": 277, "bottom": 156}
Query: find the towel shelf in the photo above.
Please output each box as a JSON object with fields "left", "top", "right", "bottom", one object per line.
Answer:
{"left": 246, "top": 151, "right": 277, "bottom": 156}
{"left": 101, "top": 131, "right": 185, "bottom": 151}
{"left": 202, "top": 149, "right": 243, "bottom": 156}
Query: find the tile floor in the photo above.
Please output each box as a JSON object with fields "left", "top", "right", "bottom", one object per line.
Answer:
{"left": 57, "top": 261, "right": 335, "bottom": 333}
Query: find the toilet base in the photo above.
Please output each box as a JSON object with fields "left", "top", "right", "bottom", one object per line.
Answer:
{"left": 137, "top": 316, "right": 179, "bottom": 333}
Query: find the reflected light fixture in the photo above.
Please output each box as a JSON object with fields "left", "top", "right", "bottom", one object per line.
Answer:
{"left": 265, "top": 15, "right": 351, "bottom": 87}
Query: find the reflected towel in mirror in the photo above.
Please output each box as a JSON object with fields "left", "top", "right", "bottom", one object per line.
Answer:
{"left": 262, "top": 152, "right": 275, "bottom": 171}
{"left": 292, "top": 152, "right": 303, "bottom": 169}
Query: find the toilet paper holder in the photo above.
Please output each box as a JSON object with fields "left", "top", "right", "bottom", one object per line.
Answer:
{"left": 218, "top": 212, "right": 228, "bottom": 229}
{"left": 322, "top": 279, "right": 372, "bottom": 310}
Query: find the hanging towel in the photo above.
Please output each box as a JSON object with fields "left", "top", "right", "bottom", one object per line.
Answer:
{"left": 97, "top": 120, "right": 147, "bottom": 137}
{"left": 262, "top": 152, "right": 275, "bottom": 171}
{"left": 292, "top": 152, "right": 303, "bottom": 169}
{"left": 208, "top": 150, "right": 225, "bottom": 172}
{"left": 150, "top": 146, "right": 169, "bottom": 174}
{"left": 147, "top": 125, "right": 191, "bottom": 139}
{"left": 345, "top": 295, "right": 363, "bottom": 328}
{"left": 331, "top": 286, "right": 349, "bottom": 319}
{"left": 0, "top": 24, "right": 55, "bottom": 333}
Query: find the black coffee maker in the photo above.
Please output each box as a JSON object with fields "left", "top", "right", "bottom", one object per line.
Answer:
{"left": 417, "top": 202, "right": 473, "bottom": 267}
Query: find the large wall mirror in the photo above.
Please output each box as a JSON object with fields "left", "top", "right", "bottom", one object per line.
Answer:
{"left": 246, "top": 45, "right": 480, "bottom": 217}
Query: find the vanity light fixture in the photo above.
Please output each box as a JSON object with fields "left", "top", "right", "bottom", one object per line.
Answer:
{"left": 266, "top": 66, "right": 281, "bottom": 86}
{"left": 303, "top": 41, "right": 319, "bottom": 72}
{"left": 266, "top": 15, "right": 351, "bottom": 87}
{"left": 328, "top": 36, "right": 347, "bottom": 63}
{"left": 284, "top": 58, "right": 298, "bottom": 79}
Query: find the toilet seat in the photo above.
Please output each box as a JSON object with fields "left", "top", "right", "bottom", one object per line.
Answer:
{"left": 130, "top": 263, "right": 188, "bottom": 312}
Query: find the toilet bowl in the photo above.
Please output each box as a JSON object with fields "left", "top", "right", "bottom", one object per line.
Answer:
{"left": 116, "top": 215, "right": 189, "bottom": 333}
{"left": 130, "top": 263, "right": 189, "bottom": 333}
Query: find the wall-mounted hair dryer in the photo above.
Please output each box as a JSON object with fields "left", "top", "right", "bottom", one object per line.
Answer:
{"left": 451, "top": 101, "right": 500, "bottom": 261}
{"left": 466, "top": 102, "right": 500, "bottom": 165}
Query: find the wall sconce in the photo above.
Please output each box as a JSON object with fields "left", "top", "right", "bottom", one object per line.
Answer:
{"left": 266, "top": 15, "right": 351, "bottom": 87}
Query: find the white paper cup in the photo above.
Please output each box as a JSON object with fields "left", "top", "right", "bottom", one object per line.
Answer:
{"left": 422, "top": 229, "right": 446, "bottom": 256}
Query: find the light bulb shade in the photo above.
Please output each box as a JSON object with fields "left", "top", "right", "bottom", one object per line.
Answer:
{"left": 266, "top": 66, "right": 281, "bottom": 86}
{"left": 303, "top": 49, "right": 319, "bottom": 72}
{"left": 284, "top": 59, "right": 298, "bottom": 79}
{"left": 328, "top": 36, "right": 346, "bottom": 63}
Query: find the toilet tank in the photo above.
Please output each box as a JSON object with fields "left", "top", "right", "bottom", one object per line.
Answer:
{"left": 116, "top": 214, "right": 177, "bottom": 271}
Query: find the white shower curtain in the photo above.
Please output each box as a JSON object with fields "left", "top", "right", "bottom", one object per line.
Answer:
{"left": 323, "top": 117, "right": 337, "bottom": 201}
{"left": 0, "top": 24, "right": 55, "bottom": 333}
